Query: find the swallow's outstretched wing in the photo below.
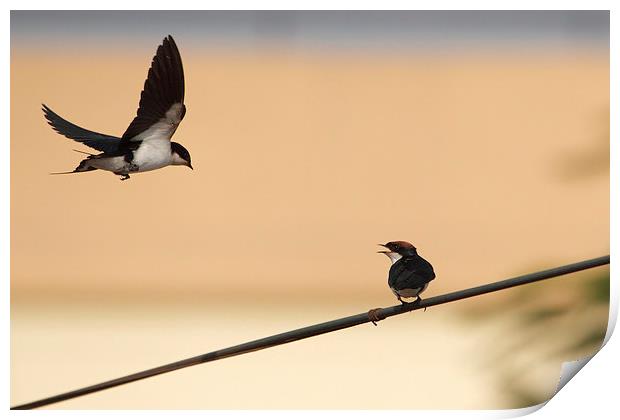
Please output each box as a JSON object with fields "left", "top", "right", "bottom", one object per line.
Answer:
{"left": 42, "top": 104, "right": 123, "bottom": 155}
{"left": 43, "top": 35, "right": 184, "bottom": 155}
{"left": 121, "top": 35, "right": 186, "bottom": 143}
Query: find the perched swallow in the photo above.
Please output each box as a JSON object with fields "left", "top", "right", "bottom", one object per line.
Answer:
{"left": 43, "top": 35, "right": 192, "bottom": 181}
{"left": 378, "top": 241, "right": 436, "bottom": 305}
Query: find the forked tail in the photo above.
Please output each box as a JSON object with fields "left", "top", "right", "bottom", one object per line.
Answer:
{"left": 50, "top": 157, "right": 98, "bottom": 175}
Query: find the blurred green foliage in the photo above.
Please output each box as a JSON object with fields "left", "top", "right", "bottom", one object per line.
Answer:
{"left": 464, "top": 267, "right": 609, "bottom": 408}
{"left": 583, "top": 271, "right": 610, "bottom": 304}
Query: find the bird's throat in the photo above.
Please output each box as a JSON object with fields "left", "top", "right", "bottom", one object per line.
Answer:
{"left": 386, "top": 252, "right": 402, "bottom": 264}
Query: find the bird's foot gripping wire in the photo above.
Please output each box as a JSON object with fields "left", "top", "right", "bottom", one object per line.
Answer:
{"left": 119, "top": 174, "right": 131, "bottom": 181}
{"left": 415, "top": 296, "right": 427, "bottom": 312}
{"left": 367, "top": 308, "right": 385, "bottom": 326}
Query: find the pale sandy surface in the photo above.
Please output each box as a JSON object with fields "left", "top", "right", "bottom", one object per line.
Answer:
{"left": 8, "top": 302, "right": 528, "bottom": 409}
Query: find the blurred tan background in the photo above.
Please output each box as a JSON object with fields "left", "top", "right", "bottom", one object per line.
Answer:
{"left": 11, "top": 11, "right": 609, "bottom": 409}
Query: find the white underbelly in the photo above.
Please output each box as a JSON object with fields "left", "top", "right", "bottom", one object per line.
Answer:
{"left": 392, "top": 283, "right": 429, "bottom": 298}
{"left": 89, "top": 155, "right": 127, "bottom": 172}
{"left": 133, "top": 139, "right": 172, "bottom": 172}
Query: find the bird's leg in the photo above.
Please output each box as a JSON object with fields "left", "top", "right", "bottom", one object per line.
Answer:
{"left": 120, "top": 151, "right": 139, "bottom": 174}
{"left": 397, "top": 296, "right": 406, "bottom": 305}
{"left": 415, "top": 296, "right": 427, "bottom": 312}
{"left": 124, "top": 163, "right": 139, "bottom": 172}
{"left": 115, "top": 160, "right": 138, "bottom": 180}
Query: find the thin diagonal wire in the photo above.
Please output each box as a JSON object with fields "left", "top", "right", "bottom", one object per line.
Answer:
{"left": 11, "top": 255, "right": 610, "bottom": 410}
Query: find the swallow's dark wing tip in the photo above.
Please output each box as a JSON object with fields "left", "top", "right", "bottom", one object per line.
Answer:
{"left": 41, "top": 104, "right": 55, "bottom": 124}
{"left": 41, "top": 105, "right": 122, "bottom": 154}
{"left": 121, "top": 35, "right": 185, "bottom": 141}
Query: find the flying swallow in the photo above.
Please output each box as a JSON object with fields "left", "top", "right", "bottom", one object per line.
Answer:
{"left": 43, "top": 35, "right": 192, "bottom": 180}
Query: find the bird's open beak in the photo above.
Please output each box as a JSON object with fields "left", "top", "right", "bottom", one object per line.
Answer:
{"left": 377, "top": 244, "right": 389, "bottom": 253}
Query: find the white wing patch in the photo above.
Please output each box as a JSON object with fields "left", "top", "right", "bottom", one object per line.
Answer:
{"left": 130, "top": 102, "right": 184, "bottom": 142}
